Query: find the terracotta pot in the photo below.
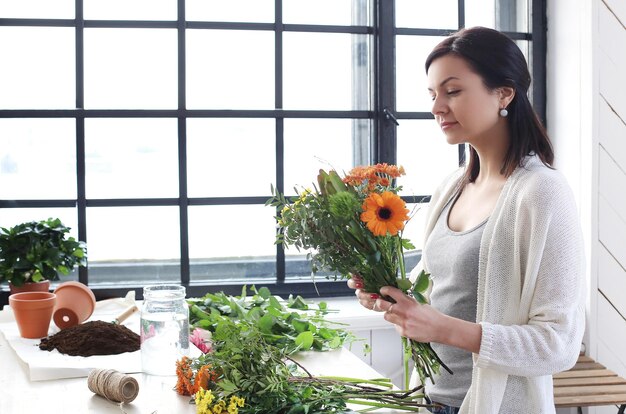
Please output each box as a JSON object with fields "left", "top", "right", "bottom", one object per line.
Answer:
{"left": 52, "top": 281, "right": 96, "bottom": 329}
{"left": 9, "top": 292, "right": 56, "bottom": 339}
{"left": 9, "top": 280, "right": 51, "bottom": 295}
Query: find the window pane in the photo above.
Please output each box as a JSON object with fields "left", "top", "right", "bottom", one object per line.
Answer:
{"left": 396, "top": 120, "right": 458, "bottom": 196}
{"left": 515, "top": 40, "right": 533, "bottom": 105}
{"left": 403, "top": 203, "right": 429, "bottom": 252}
{"left": 187, "top": 119, "right": 275, "bottom": 197}
{"left": 84, "top": 28, "right": 177, "bottom": 109}
{"left": 516, "top": 40, "right": 531, "bottom": 70}
{"left": 84, "top": 0, "right": 176, "bottom": 20}
{"left": 396, "top": 0, "right": 458, "bottom": 29}
{"left": 188, "top": 205, "right": 276, "bottom": 283}
{"left": 283, "top": 0, "right": 356, "bottom": 26}
{"left": 186, "top": 0, "right": 273, "bottom": 23}
{"left": 85, "top": 118, "right": 179, "bottom": 199}
{"left": 495, "top": 0, "right": 530, "bottom": 32}
{"left": 396, "top": 35, "right": 446, "bottom": 113}
{"left": 283, "top": 119, "right": 355, "bottom": 193}
{"left": 87, "top": 206, "right": 180, "bottom": 284}
{"left": 284, "top": 32, "right": 365, "bottom": 110}
{"left": 465, "top": 0, "right": 496, "bottom": 29}
{"left": 0, "top": 27, "right": 75, "bottom": 109}
{"left": 0, "top": 119, "right": 76, "bottom": 199}
{"left": 186, "top": 30, "right": 274, "bottom": 110}
{"left": 0, "top": 0, "right": 74, "bottom": 18}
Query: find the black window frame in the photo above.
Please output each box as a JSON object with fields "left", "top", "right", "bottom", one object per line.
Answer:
{"left": 0, "top": 0, "right": 546, "bottom": 305}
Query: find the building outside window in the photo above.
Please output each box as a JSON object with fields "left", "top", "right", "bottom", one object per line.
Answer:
{"left": 0, "top": 0, "right": 544, "bottom": 304}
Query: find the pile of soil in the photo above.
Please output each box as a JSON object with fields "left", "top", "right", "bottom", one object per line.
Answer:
{"left": 39, "top": 320, "right": 140, "bottom": 357}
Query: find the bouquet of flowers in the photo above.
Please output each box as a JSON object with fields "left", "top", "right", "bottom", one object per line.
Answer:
{"left": 267, "top": 164, "right": 450, "bottom": 385}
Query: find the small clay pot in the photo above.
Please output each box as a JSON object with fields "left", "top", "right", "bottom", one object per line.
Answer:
{"left": 9, "top": 280, "right": 51, "bottom": 295}
{"left": 53, "top": 281, "right": 96, "bottom": 330}
{"left": 9, "top": 292, "right": 57, "bottom": 339}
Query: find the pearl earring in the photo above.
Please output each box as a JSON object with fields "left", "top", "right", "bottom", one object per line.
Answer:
{"left": 499, "top": 108, "right": 508, "bottom": 117}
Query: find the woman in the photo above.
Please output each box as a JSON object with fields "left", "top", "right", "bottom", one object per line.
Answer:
{"left": 348, "top": 27, "right": 586, "bottom": 414}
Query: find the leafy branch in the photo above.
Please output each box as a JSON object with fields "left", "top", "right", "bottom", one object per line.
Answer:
{"left": 187, "top": 285, "right": 355, "bottom": 355}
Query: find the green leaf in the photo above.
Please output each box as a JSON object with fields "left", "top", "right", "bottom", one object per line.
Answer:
{"left": 413, "top": 270, "right": 431, "bottom": 294}
{"left": 294, "top": 331, "right": 314, "bottom": 350}
{"left": 292, "top": 319, "right": 309, "bottom": 333}
{"left": 301, "top": 386, "right": 313, "bottom": 399}
{"left": 257, "top": 314, "right": 275, "bottom": 333}
{"left": 269, "top": 295, "right": 283, "bottom": 310}
{"left": 396, "top": 278, "right": 412, "bottom": 292}
{"left": 413, "top": 291, "right": 428, "bottom": 305}
{"left": 258, "top": 286, "right": 271, "bottom": 299}
{"left": 328, "top": 336, "right": 342, "bottom": 349}
{"left": 217, "top": 379, "right": 238, "bottom": 392}
{"left": 288, "top": 295, "right": 309, "bottom": 310}
{"left": 401, "top": 238, "right": 416, "bottom": 250}
{"left": 267, "top": 306, "right": 283, "bottom": 318}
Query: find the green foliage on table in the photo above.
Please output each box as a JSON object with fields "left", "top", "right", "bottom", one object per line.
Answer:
{"left": 0, "top": 218, "right": 87, "bottom": 287}
{"left": 190, "top": 312, "right": 427, "bottom": 414}
{"left": 187, "top": 285, "right": 354, "bottom": 354}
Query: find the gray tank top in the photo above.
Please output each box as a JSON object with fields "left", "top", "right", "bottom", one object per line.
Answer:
{"left": 422, "top": 195, "right": 486, "bottom": 407}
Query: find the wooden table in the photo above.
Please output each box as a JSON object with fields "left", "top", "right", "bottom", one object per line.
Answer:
{"left": 554, "top": 355, "right": 626, "bottom": 413}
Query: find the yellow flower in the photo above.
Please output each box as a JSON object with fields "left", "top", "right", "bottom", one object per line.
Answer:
{"left": 234, "top": 396, "right": 245, "bottom": 407}
{"left": 212, "top": 401, "right": 225, "bottom": 414}
{"left": 360, "top": 191, "right": 409, "bottom": 236}
{"left": 195, "top": 388, "right": 215, "bottom": 414}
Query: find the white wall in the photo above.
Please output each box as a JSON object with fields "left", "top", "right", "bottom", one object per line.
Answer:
{"left": 548, "top": 0, "right": 626, "bottom": 413}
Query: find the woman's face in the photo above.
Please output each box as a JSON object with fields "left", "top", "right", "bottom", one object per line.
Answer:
{"left": 427, "top": 54, "right": 504, "bottom": 146}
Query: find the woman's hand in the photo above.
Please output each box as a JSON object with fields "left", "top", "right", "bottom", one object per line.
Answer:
{"left": 375, "top": 286, "right": 446, "bottom": 343}
{"left": 347, "top": 274, "right": 382, "bottom": 310}
{"left": 377, "top": 286, "right": 482, "bottom": 353}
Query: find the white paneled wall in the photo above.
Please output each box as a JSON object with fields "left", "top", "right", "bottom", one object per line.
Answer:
{"left": 592, "top": 1, "right": 626, "bottom": 413}
{"left": 595, "top": 0, "right": 626, "bottom": 389}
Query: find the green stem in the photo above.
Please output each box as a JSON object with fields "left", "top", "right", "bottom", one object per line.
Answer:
{"left": 317, "top": 376, "right": 393, "bottom": 387}
{"left": 345, "top": 399, "right": 422, "bottom": 412}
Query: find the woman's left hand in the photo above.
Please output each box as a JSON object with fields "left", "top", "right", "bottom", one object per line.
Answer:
{"left": 374, "top": 286, "right": 447, "bottom": 344}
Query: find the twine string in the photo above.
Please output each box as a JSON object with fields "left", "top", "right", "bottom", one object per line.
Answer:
{"left": 88, "top": 368, "right": 139, "bottom": 406}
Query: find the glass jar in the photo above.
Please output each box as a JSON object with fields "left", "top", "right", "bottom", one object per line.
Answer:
{"left": 140, "top": 284, "right": 189, "bottom": 376}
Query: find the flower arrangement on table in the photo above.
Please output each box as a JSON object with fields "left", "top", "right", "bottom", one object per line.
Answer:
{"left": 267, "top": 164, "right": 450, "bottom": 386}
{"left": 177, "top": 287, "right": 431, "bottom": 413}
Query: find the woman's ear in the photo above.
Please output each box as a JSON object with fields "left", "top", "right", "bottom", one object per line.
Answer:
{"left": 498, "top": 86, "right": 516, "bottom": 108}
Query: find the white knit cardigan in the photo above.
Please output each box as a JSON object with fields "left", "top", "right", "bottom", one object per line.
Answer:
{"left": 410, "top": 156, "right": 586, "bottom": 413}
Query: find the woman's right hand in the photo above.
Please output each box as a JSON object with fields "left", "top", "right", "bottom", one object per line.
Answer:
{"left": 347, "top": 274, "right": 381, "bottom": 311}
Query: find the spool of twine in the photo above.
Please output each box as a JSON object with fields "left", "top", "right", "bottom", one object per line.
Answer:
{"left": 88, "top": 369, "right": 139, "bottom": 404}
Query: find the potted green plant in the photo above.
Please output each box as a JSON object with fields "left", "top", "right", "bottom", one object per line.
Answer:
{"left": 0, "top": 218, "right": 87, "bottom": 294}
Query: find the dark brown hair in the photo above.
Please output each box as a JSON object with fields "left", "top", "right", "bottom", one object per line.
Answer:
{"left": 425, "top": 27, "right": 554, "bottom": 183}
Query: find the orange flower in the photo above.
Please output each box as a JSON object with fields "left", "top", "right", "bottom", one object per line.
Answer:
{"left": 175, "top": 357, "right": 196, "bottom": 396}
{"left": 343, "top": 163, "right": 405, "bottom": 192}
{"left": 360, "top": 191, "right": 409, "bottom": 236}
{"left": 175, "top": 357, "right": 220, "bottom": 396}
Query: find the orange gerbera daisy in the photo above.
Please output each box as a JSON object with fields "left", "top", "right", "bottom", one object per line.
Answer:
{"left": 360, "top": 191, "right": 409, "bottom": 236}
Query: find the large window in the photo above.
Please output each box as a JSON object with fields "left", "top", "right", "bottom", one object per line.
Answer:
{"left": 0, "top": 0, "right": 545, "bottom": 304}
